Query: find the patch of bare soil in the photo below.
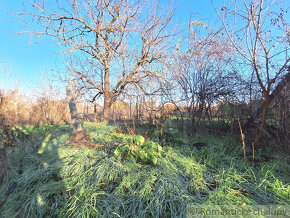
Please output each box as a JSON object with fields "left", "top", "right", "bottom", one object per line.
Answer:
{"left": 67, "top": 130, "right": 94, "bottom": 148}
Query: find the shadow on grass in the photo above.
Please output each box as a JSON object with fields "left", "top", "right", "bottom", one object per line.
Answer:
{"left": 0, "top": 122, "right": 289, "bottom": 217}
{"left": 0, "top": 124, "right": 71, "bottom": 217}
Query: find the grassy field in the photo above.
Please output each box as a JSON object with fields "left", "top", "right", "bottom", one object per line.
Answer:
{"left": 0, "top": 122, "right": 289, "bottom": 217}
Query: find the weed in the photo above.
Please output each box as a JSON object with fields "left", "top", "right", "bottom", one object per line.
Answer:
{"left": 114, "top": 135, "right": 163, "bottom": 165}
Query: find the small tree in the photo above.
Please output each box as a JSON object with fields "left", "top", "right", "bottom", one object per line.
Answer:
{"left": 215, "top": 0, "right": 289, "bottom": 146}
{"left": 164, "top": 19, "right": 237, "bottom": 132}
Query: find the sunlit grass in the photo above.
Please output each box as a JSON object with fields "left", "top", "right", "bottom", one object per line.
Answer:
{"left": 0, "top": 122, "right": 289, "bottom": 217}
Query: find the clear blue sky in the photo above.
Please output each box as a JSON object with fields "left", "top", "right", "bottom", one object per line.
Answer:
{"left": 0, "top": 0, "right": 222, "bottom": 93}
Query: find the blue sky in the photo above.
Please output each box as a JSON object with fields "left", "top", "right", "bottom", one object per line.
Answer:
{"left": 0, "top": 0, "right": 222, "bottom": 93}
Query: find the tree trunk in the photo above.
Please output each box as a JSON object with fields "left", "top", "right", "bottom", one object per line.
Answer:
{"left": 129, "top": 100, "right": 132, "bottom": 119}
{"left": 102, "top": 61, "right": 111, "bottom": 122}
{"left": 103, "top": 95, "right": 111, "bottom": 122}
{"left": 66, "top": 84, "right": 82, "bottom": 134}
{"left": 136, "top": 97, "right": 139, "bottom": 120}
{"left": 256, "top": 94, "right": 270, "bottom": 147}
{"left": 245, "top": 73, "right": 290, "bottom": 129}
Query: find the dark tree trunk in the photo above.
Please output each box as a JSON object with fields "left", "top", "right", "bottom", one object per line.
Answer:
{"left": 94, "top": 104, "right": 97, "bottom": 113}
{"left": 256, "top": 94, "right": 270, "bottom": 147}
{"left": 66, "top": 84, "right": 82, "bottom": 134}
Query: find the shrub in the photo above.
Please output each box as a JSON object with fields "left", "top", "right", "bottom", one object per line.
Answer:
{"left": 114, "top": 135, "right": 162, "bottom": 165}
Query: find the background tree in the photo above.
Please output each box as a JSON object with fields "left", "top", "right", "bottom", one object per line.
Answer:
{"left": 16, "top": 0, "right": 174, "bottom": 121}
{"left": 215, "top": 0, "right": 289, "bottom": 146}
{"left": 163, "top": 20, "right": 238, "bottom": 133}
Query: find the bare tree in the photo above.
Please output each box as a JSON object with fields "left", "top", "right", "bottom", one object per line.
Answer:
{"left": 16, "top": 0, "right": 174, "bottom": 121}
{"left": 164, "top": 20, "right": 237, "bottom": 132}
{"left": 215, "top": 0, "right": 289, "bottom": 146}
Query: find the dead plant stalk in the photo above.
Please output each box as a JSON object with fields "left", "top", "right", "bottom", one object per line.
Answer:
{"left": 238, "top": 118, "right": 246, "bottom": 159}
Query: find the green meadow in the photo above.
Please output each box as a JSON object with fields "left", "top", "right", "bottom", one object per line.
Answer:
{"left": 0, "top": 122, "right": 288, "bottom": 217}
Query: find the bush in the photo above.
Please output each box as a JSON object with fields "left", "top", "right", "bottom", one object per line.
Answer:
{"left": 114, "top": 135, "right": 162, "bottom": 165}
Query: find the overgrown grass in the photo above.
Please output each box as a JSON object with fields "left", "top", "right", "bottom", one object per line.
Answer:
{"left": 0, "top": 122, "right": 289, "bottom": 217}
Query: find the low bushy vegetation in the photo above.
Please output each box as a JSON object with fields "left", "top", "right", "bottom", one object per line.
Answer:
{"left": 114, "top": 135, "right": 163, "bottom": 165}
{"left": 0, "top": 122, "right": 289, "bottom": 217}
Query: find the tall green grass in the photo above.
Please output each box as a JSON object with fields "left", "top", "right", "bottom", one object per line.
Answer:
{"left": 0, "top": 122, "right": 289, "bottom": 217}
